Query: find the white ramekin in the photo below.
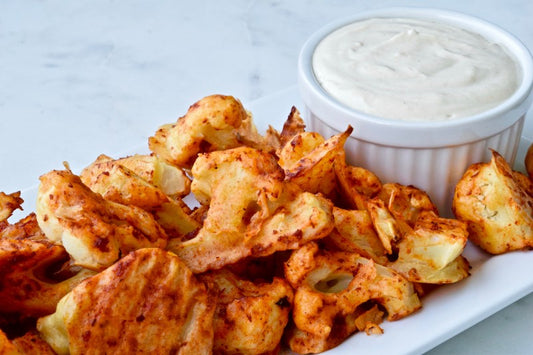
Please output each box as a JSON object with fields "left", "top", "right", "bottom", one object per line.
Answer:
{"left": 298, "top": 7, "right": 533, "bottom": 216}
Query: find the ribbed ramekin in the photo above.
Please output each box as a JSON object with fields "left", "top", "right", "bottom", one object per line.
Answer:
{"left": 298, "top": 7, "right": 533, "bottom": 216}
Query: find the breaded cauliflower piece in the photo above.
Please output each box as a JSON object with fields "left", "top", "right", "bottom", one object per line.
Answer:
{"left": 80, "top": 156, "right": 199, "bottom": 239}
{"left": 37, "top": 248, "right": 214, "bottom": 355}
{"left": 172, "top": 147, "right": 334, "bottom": 273}
{"left": 200, "top": 269, "right": 293, "bottom": 355}
{"left": 149, "top": 94, "right": 266, "bottom": 168}
{"left": 284, "top": 242, "right": 421, "bottom": 352}
{"left": 453, "top": 150, "right": 533, "bottom": 254}
{"left": 0, "top": 213, "right": 95, "bottom": 318}
{"left": 36, "top": 170, "right": 168, "bottom": 270}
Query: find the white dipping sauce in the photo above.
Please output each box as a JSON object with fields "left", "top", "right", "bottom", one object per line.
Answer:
{"left": 312, "top": 18, "right": 520, "bottom": 121}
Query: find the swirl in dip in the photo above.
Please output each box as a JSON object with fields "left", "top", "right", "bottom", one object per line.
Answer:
{"left": 312, "top": 17, "right": 520, "bottom": 121}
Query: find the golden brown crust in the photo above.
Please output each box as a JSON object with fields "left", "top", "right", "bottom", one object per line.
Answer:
{"left": 171, "top": 146, "right": 334, "bottom": 273}
{"left": 201, "top": 269, "right": 293, "bottom": 355}
{"left": 37, "top": 248, "right": 214, "bottom": 355}
{"left": 279, "top": 127, "right": 353, "bottom": 199}
{"left": 80, "top": 155, "right": 200, "bottom": 239}
{"left": 453, "top": 150, "right": 533, "bottom": 254}
{"left": 10, "top": 331, "right": 56, "bottom": 355}
{"left": 36, "top": 170, "right": 168, "bottom": 270}
{"left": 0, "top": 214, "right": 94, "bottom": 318}
{"left": 149, "top": 94, "right": 266, "bottom": 168}
{"left": 284, "top": 242, "right": 421, "bottom": 353}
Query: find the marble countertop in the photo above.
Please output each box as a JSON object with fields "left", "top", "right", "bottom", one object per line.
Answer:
{"left": 1, "top": 1, "right": 532, "bottom": 354}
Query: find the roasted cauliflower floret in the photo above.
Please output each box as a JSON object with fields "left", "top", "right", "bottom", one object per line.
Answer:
{"left": 171, "top": 146, "right": 284, "bottom": 272}
{"left": 171, "top": 146, "right": 334, "bottom": 273}
{"left": 366, "top": 197, "right": 406, "bottom": 256}
{"left": 0, "top": 213, "right": 95, "bottom": 318}
{"left": 335, "top": 159, "right": 382, "bottom": 210}
{"left": 149, "top": 94, "right": 266, "bottom": 168}
{"left": 80, "top": 158, "right": 169, "bottom": 210}
{"left": 390, "top": 211, "right": 470, "bottom": 284}
{"left": 377, "top": 183, "right": 438, "bottom": 226}
{"left": 278, "top": 132, "right": 325, "bottom": 169}
{"left": 247, "top": 185, "right": 334, "bottom": 258}
{"left": 116, "top": 154, "right": 191, "bottom": 197}
{"left": 284, "top": 242, "right": 421, "bottom": 353}
{"left": 286, "top": 304, "right": 385, "bottom": 354}
{"left": 327, "top": 207, "right": 388, "bottom": 265}
{"left": 279, "top": 127, "right": 353, "bottom": 198}
{"left": 363, "top": 183, "right": 470, "bottom": 284}
{"left": 37, "top": 248, "right": 214, "bottom": 355}
{"left": 200, "top": 269, "right": 293, "bottom": 355}
{"left": 80, "top": 156, "right": 199, "bottom": 239}
{"left": 453, "top": 150, "right": 533, "bottom": 254}
{"left": 36, "top": 170, "right": 168, "bottom": 270}
{"left": 81, "top": 153, "right": 191, "bottom": 198}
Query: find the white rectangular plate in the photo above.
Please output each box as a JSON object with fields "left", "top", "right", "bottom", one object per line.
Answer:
{"left": 246, "top": 86, "right": 533, "bottom": 355}
{"left": 15, "top": 85, "right": 533, "bottom": 355}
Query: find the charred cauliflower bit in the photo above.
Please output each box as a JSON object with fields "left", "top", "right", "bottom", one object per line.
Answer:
{"left": 0, "top": 213, "right": 95, "bottom": 318}
{"left": 286, "top": 304, "right": 385, "bottom": 354}
{"left": 0, "top": 330, "right": 56, "bottom": 355}
{"left": 0, "top": 191, "right": 23, "bottom": 225}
